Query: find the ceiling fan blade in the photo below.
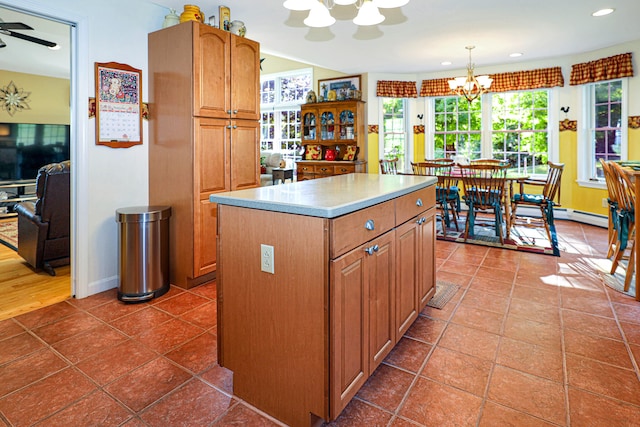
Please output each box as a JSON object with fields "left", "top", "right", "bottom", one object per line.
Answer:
{"left": 0, "top": 22, "right": 33, "bottom": 31}
{"left": 6, "top": 30, "right": 57, "bottom": 48}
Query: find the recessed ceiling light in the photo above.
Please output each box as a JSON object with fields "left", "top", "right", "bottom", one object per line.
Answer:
{"left": 509, "top": 52, "right": 523, "bottom": 58}
{"left": 441, "top": 61, "right": 452, "bottom": 66}
{"left": 592, "top": 8, "right": 614, "bottom": 17}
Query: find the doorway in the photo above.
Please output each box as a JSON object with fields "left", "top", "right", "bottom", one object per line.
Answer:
{"left": 0, "top": 4, "right": 74, "bottom": 318}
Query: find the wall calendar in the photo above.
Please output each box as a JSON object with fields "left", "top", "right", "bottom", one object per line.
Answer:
{"left": 95, "top": 61, "right": 142, "bottom": 148}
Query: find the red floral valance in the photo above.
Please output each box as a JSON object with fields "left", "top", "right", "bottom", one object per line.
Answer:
{"left": 570, "top": 52, "right": 634, "bottom": 85}
{"left": 376, "top": 80, "right": 418, "bottom": 98}
{"left": 419, "top": 67, "right": 564, "bottom": 97}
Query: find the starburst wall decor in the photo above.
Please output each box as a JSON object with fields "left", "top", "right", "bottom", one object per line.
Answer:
{"left": 0, "top": 81, "right": 31, "bottom": 116}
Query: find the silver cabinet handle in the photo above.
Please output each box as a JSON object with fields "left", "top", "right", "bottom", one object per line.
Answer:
{"left": 227, "top": 110, "right": 232, "bottom": 114}
{"left": 226, "top": 125, "right": 232, "bottom": 129}
{"left": 416, "top": 198, "right": 423, "bottom": 207}
{"left": 233, "top": 125, "right": 237, "bottom": 129}
{"left": 365, "top": 219, "right": 374, "bottom": 230}
{"left": 233, "top": 109, "right": 238, "bottom": 114}
{"left": 364, "top": 244, "right": 379, "bottom": 255}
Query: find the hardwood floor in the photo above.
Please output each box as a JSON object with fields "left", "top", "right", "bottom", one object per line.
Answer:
{"left": 0, "top": 240, "right": 71, "bottom": 321}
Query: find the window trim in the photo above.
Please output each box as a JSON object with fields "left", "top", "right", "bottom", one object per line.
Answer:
{"left": 378, "top": 97, "right": 412, "bottom": 173}
{"left": 577, "top": 77, "right": 628, "bottom": 189}
{"left": 259, "top": 67, "right": 312, "bottom": 153}
{"left": 424, "top": 89, "right": 559, "bottom": 179}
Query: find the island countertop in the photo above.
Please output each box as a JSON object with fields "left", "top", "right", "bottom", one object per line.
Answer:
{"left": 209, "top": 173, "right": 437, "bottom": 218}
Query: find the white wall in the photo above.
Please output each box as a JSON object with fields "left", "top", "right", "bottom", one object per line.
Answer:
{"left": 1, "top": 0, "right": 166, "bottom": 298}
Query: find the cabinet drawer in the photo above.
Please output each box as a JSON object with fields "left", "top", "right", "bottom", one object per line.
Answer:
{"left": 297, "top": 164, "right": 314, "bottom": 173}
{"left": 334, "top": 164, "right": 355, "bottom": 175}
{"left": 314, "top": 165, "right": 334, "bottom": 176}
{"left": 395, "top": 186, "right": 436, "bottom": 226}
{"left": 330, "top": 200, "right": 395, "bottom": 258}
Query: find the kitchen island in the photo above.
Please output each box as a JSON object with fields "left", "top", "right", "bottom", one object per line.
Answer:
{"left": 210, "top": 173, "right": 437, "bottom": 427}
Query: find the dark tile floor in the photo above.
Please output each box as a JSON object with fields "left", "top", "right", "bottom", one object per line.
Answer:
{"left": 1, "top": 221, "right": 640, "bottom": 426}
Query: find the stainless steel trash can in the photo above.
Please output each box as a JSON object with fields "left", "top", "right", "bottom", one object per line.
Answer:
{"left": 115, "top": 206, "right": 171, "bottom": 303}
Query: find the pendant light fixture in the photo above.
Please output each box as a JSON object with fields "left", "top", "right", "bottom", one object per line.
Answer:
{"left": 284, "top": 0, "right": 410, "bottom": 28}
{"left": 448, "top": 46, "right": 493, "bottom": 103}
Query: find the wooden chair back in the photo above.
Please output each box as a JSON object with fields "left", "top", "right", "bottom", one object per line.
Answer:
{"left": 459, "top": 163, "right": 508, "bottom": 210}
{"left": 543, "top": 162, "right": 564, "bottom": 206}
{"left": 379, "top": 158, "right": 399, "bottom": 175}
{"left": 470, "top": 158, "right": 510, "bottom": 167}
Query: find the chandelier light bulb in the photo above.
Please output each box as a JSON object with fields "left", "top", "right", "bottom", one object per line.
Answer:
{"left": 304, "top": 0, "right": 336, "bottom": 27}
{"left": 353, "top": 0, "right": 385, "bottom": 26}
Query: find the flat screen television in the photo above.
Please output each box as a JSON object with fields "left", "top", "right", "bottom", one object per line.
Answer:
{"left": 0, "top": 123, "right": 70, "bottom": 182}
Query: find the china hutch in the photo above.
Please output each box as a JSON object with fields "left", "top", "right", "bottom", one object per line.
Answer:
{"left": 297, "top": 100, "right": 367, "bottom": 180}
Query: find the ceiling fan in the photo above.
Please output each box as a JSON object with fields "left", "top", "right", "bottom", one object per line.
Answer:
{"left": 0, "top": 18, "right": 58, "bottom": 49}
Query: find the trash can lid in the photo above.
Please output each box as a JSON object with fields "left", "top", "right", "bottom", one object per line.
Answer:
{"left": 115, "top": 206, "right": 171, "bottom": 223}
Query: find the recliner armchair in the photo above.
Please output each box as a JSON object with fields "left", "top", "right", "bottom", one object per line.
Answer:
{"left": 14, "top": 160, "right": 70, "bottom": 275}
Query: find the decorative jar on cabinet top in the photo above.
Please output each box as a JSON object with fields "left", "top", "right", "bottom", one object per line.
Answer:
{"left": 179, "top": 5, "right": 204, "bottom": 23}
{"left": 162, "top": 8, "right": 180, "bottom": 28}
{"left": 229, "top": 20, "right": 246, "bottom": 36}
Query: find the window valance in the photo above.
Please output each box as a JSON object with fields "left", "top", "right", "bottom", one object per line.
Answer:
{"left": 376, "top": 80, "right": 418, "bottom": 98}
{"left": 419, "top": 67, "right": 564, "bottom": 97}
{"left": 569, "top": 52, "right": 633, "bottom": 85}
{"left": 490, "top": 67, "right": 564, "bottom": 92}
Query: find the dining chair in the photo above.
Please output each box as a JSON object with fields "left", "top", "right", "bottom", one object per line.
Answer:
{"left": 459, "top": 163, "right": 508, "bottom": 244}
{"left": 601, "top": 159, "right": 622, "bottom": 258}
{"left": 411, "top": 161, "right": 460, "bottom": 235}
{"left": 379, "top": 158, "right": 399, "bottom": 175}
{"left": 470, "top": 158, "right": 510, "bottom": 167}
{"left": 608, "top": 161, "right": 636, "bottom": 292}
{"left": 509, "top": 161, "right": 564, "bottom": 243}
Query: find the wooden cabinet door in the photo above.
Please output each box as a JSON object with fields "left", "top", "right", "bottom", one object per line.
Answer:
{"left": 367, "top": 231, "right": 395, "bottom": 373}
{"left": 395, "top": 219, "right": 419, "bottom": 338}
{"left": 301, "top": 109, "right": 319, "bottom": 143}
{"left": 417, "top": 208, "right": 436, "bottom": 310}
{"left": 195, "top": 118, "right": 229, "bottom": 193}
{"left": 230, "top": 119, "right": 259, "bottom": 190}
{"left": 194, "top": 23, "right": 230, "bottom": 119}
{"left": 230, "top": 35, "right": 260, "bottom": 121}
{"left": 330, "top": 245, "right": 369, "bottom": 419}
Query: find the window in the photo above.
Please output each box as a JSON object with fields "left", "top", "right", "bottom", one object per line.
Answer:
{"left": 380, "top": 98, "right": 409, "bottom": 170}
{"left": 582, "top": 79, "right": 626, "bottom": 181}
{"left": 491, "top": 90, "right": 550, "bottom": 174}
{"left": 260, "top": 69, "right": 312, "bottom": 158}
{"left": 428, "top": 89, "right": 553, "bottom": 175}
{"left": 433, "top": 97, "right": 482, "bottom": 159}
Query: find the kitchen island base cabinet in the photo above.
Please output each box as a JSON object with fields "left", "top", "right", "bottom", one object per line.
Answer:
{"left": 215, "top": 177, "right": 436, "bottom": 426}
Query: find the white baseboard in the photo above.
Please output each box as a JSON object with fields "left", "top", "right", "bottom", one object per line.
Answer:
{"left": 78, "top": 276, "right": 117, "bottom": 299}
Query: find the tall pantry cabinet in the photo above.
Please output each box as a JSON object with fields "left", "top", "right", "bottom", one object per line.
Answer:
{"left": 148, "top": 21, "right": 261, "bottom": 288}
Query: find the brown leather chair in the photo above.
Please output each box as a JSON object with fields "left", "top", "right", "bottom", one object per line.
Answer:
{"left": 14, "top": 160, "right": 70, "bottom": 275}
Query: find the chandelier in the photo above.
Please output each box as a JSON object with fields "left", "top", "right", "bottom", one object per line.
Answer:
{"left": 448, "top": 46, "right": 492, "bottom": 103}
{"left": 283, "top": 0, "right": 410, "bottom": 28}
